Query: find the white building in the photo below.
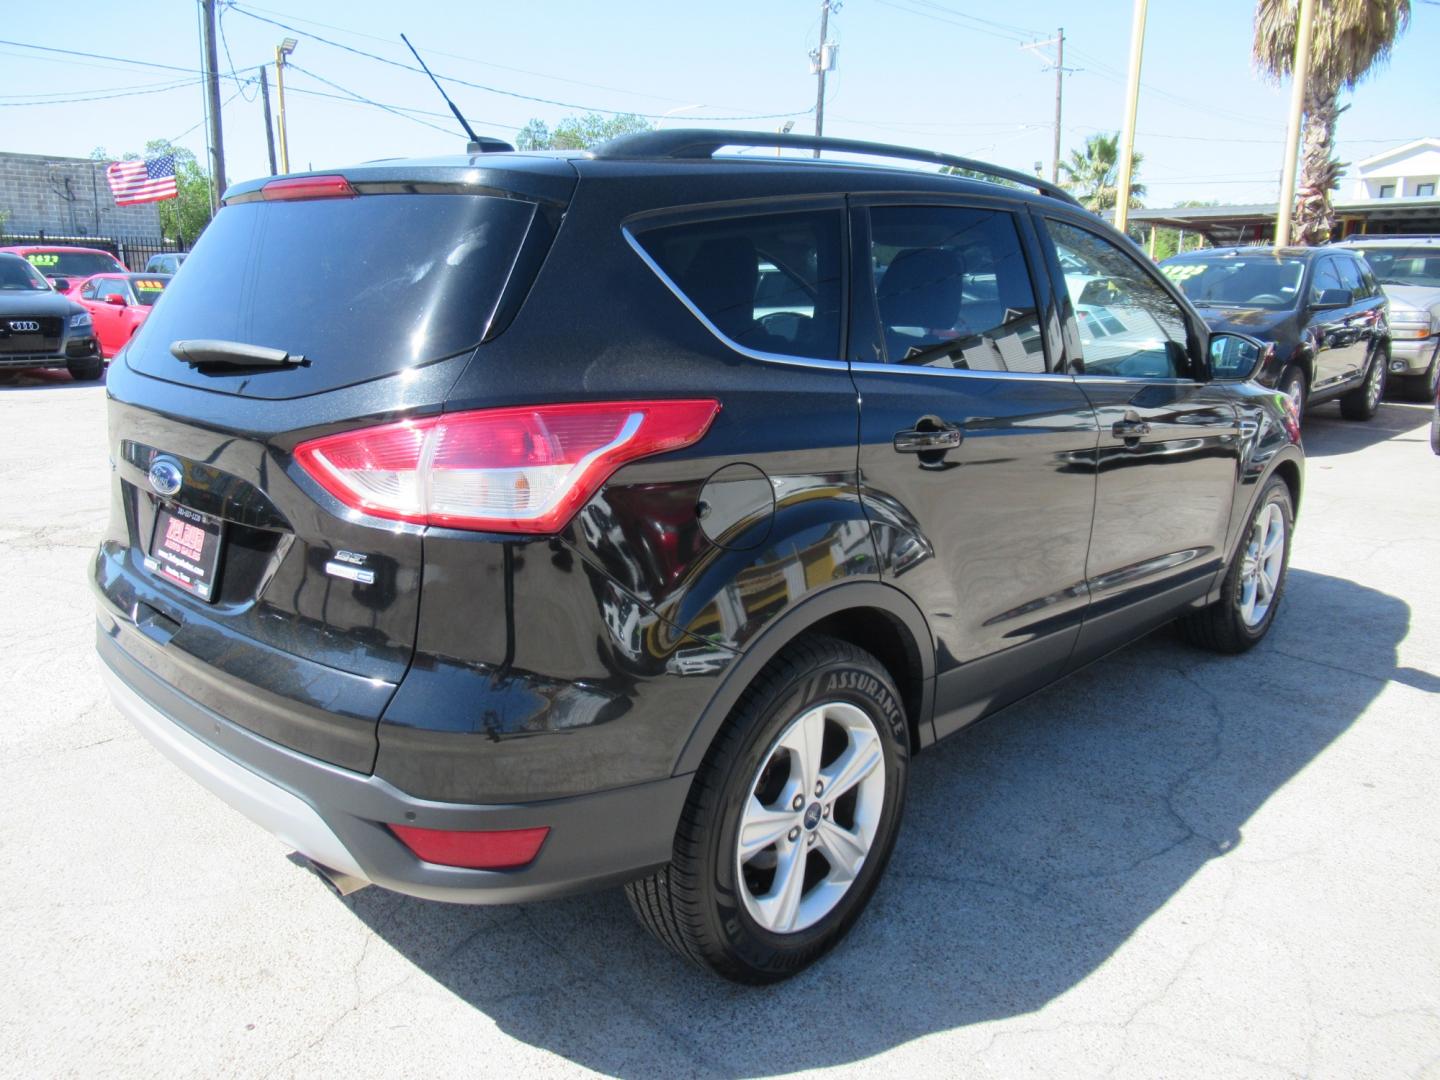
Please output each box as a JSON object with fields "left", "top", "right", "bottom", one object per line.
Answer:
{"left": 1349, "top": 137, "right": 1440, "bottom": 202}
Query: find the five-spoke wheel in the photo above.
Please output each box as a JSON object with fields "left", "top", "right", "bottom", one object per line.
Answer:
{"left": 736, "top": 702, "right": 886, "bottom": 934}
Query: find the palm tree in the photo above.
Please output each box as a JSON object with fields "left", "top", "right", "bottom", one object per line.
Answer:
{"left": 1254, "top": 0, "right": 1411, "bottom": 245}
{"left": 1058, "top": 133, "right": 1146, "bottom": 213}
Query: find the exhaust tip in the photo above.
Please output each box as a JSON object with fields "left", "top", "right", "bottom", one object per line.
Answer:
{"left": 287, "top": 852, "right": 371, "bottom": 897}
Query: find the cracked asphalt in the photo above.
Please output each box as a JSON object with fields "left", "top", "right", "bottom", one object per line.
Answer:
{"left": 1, "top": 368, "right": 1437, "bottom": 1079}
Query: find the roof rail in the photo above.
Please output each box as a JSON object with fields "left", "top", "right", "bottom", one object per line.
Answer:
{"left": 592, "top": 129, "right": 1082, "bottom": 207}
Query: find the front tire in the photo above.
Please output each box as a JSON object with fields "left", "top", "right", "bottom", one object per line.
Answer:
{"left": 1340, "top": 345, "right": 1386, "bottom": 420}
{"left": 1278, "top": 364, "right": 1307, "bottom": 426}
{"left": 626, "top": 634, "right": 909, "bottom": 984}
{"left": 1181, "top": 475, "right": 1293, "bottom": 654}
{"left": 66, "top": 356, "right": 104, "bottom": 382}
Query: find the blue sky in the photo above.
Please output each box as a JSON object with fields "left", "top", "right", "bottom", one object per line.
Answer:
{"left": 3, "top": 0, "right": 1436, "bottom": 207}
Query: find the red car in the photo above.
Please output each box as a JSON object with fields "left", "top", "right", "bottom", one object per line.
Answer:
{"left": 0, "top": 245, "right": 127, "bottom": 292}
{"left": 66, "top": 273, "right": 171, "bottom": 358}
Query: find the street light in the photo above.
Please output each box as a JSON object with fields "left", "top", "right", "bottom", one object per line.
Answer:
{"left": 778, "top": 119, "right": 794, "bottom": 157}
{"left": 275, "top": 37, "right": 297, "bottom": 174}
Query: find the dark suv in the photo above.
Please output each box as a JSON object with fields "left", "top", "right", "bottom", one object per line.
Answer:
{"left": 1160, "top": 245, "right": 1391, "bottom": 424}
{"left": 94, "top": 131, "right": 1302, "bottom": 984}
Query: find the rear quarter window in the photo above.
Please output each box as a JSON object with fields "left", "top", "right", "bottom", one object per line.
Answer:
{"left": 632, "top": 208, "right": 844, "bottom": 361}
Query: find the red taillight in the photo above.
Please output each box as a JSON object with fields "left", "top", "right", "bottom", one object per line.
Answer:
{"left": 389, "top": 824, "right": 550, "bottom": 869}
{"left": 294, "top": 400, "right": 720, "bottom": 533}
{"left": 260, "top": 175, "right": 357, "bottom": 201}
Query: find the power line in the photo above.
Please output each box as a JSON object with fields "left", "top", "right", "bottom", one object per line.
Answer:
{"left": 0, "top": 78, "right": 203, "bottom": 107}
{"left": 217, "top": 2, "right": 258, "bottom": 102}
{"left": 224, "top": 5, "right": 812, "bottom": 122}
{"left": 0, "top": 75, "right": 198, "bottom": 100}
{"left": 230, "top": 0, "right": 710, "bottom": 108}
{"left": 285, "top": 63, "right": 472, "bottom": 138}
{"left": 0, "top": 37, "right": 251, "bottom": 82}
{"left": 871, "top": 0, "right": 1033, "bottom": 43}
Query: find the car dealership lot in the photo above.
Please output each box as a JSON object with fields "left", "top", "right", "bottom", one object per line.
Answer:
{"left": 1, "top": 374, "right": 1436, "bottom": 1078}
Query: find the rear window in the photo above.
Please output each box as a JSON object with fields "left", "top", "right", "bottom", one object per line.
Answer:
{"left": 131, "top": 277, "right": 168, "bottom": 305}
{"left": 633, "top": 209, "right": 843, "bottom": 361}
{"left": 127, "top": 193, "right": 539, "bottom": 398}
{"left": 25, "top": 251, "right": 123, "bottom": 278}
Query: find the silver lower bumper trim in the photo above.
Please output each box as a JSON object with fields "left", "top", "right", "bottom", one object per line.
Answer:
{"left": 101, "top": 663, "right": 369, "bottom": 882}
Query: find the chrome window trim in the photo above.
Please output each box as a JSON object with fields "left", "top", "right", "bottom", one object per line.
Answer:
{"left": 621, "top": 226, "right": 850, "bottom": 372}
{"left": 849, "top": 360, "right": 1077, "bottom": 384}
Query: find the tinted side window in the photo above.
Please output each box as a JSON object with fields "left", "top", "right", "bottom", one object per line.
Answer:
{"left": 635, "top": 209, "right": 843, "bottom": 360}
{"left": 1310, "top": 258, "right": 1343, "bottom": 303}
{"left": 1045, "top": 218, "right": 1189, "bottom": 378}
{"left": 867, "top": 205, "right": 1045, "bottom": 372}
{"left": 1334, "top": 256, "right": 1365, "bottom": 298}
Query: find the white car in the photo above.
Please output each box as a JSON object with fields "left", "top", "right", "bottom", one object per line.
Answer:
{"left": 1331, "top": 237, "right": 1440, "bottom": 401}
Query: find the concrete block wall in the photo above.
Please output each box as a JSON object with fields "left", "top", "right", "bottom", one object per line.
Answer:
{"left": 0, "top": 152, "right": 163, "bottom": 240}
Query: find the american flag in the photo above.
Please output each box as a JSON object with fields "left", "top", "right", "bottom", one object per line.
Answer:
{"left": 106, "top": 154, "right": 179, "bottom": 206}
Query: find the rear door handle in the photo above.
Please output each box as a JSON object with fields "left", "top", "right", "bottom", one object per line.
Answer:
{"left": 893, "top": 427, "right": 963, "bottom": 454}
{"left": 1112, "top": 419, "right": 1152, "bottom": 439}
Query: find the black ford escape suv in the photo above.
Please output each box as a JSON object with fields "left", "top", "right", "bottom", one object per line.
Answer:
{"left": 94, "top": 131, "right": 1303, "bottom": 984}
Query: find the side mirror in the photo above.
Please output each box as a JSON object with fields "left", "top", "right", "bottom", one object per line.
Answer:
{"left": 104, "top": 294, "right": 127, "bottom": 306}
{"left": 1314, "top": 288, "right": 1353, "bottom": 309}
{"left": 51, "top": 277, "right": 71, "bottom": 292}
{"left": 1208, "top": 331, "right": 1272, "bottom": 381}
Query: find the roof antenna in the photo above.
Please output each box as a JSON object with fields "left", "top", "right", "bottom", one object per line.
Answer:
{"left": 400, "top": 33, "right": 513, "bottom": 154}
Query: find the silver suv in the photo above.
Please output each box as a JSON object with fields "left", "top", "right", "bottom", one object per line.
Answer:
{"left": 1330, "top": 235, "right": 1440, "bottom": 401}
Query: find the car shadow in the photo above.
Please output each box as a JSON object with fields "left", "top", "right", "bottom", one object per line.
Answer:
{"left": 340, "top": 568, "right": 1406, "bottom": 1076}
{"left": 1302, "top": 399, "right": 1431, "bottom": 457}
{"left": 0, "top": 369, "right": 104, "bottom": 392}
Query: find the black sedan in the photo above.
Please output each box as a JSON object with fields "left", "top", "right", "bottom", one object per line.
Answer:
{"left": 1161, "top": 246, "right": 1389, "bottom": 424}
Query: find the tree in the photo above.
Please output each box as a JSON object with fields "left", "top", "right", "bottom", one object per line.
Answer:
{"left": 1254, "top": 0, "right": 1411, "bottom": 245}
{"left": 1058, "top": 132, "right": 1146, "bottom": 213}
{"left": 90, "top": 140, "right": 213, "bottom": 245}
{"left": 514, "top": 112, "right": 653, "bottom": 151}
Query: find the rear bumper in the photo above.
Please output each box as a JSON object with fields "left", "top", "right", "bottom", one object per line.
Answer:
{"left": 98, "top": 625, "right": 690, "bottom": 903}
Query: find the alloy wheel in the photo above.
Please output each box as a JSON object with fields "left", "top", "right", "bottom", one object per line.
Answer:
{"left": 735, "top": 701, "right": 886, "bottom": 935}
{"left": 1238, "top": 501, "right": 1285, "bottom": 628}
{"left": 1366, "top": 353, "right": 1385, "bottom": 410}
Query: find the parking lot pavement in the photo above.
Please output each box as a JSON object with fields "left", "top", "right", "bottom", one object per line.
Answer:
{"left": 0, "top": 373, "right": 1435, "bottom": 1079}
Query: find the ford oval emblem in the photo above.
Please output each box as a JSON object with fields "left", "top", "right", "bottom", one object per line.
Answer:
{"left": 148, "top": 457, "right": 184, "bottom": 497}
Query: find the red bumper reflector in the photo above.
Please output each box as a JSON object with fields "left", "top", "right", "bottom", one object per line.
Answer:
{"left": 261, "top": 175, "right": 357, "bottom": 201}
{"left": 388, "top": 824, "right": 550, "bottom": 869}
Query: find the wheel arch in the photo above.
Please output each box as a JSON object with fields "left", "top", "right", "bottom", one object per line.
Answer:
{"left": 673, "top": 582, "right": 936, "bottom": 775}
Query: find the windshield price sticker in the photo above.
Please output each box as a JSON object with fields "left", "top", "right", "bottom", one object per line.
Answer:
{"left": 28, "top": 254, "right": 59, "bottom": 267}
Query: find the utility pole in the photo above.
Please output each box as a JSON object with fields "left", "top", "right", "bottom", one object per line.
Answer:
{"left": 1114, "top": 0, "right": 1149, "bottom": 235}
{"left": 1275, "top": 0, "right": 1316, "bottom": 249}
{"left": 199, "top": 0, "right": 227, "bottom": 209}
{"left": 276, "top": 39, "right": 297, "bottom": 174}
{"left": 1021, "top": 29, "right": 1068, "bottom": 183}
{"left": 258, "top": 66, "right": 278, "bottom": 176}
{"left": 810, "top": 1, "right": 839, "bottom": 158}
{"left": 1052, "top": 29, "right": 1064, "bottom": 184}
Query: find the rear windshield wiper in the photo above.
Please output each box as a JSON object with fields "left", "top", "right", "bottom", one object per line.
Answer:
{"left": 170, "top": 339, "right": 306, "bottom": 368}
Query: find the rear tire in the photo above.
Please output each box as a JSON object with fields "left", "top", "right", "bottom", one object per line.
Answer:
{"left": 1181, "top": 475, "right": 1293, "bottom": 654}
{"left": 66, "top": 356, "right": 104, "bottom": 382}
{"left": 626, "top": 634, "right": 909, "bottom": 984}
{"left": 1340, "top": 346, "right": 1385, "bottom": 420}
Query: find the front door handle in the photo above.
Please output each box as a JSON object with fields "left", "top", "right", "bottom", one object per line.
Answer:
{"left": 1112, "top": 419, "right": 1152, "bottom": 440}
{"left": 893, "top": 426, "right": 963, "bottom": 454}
